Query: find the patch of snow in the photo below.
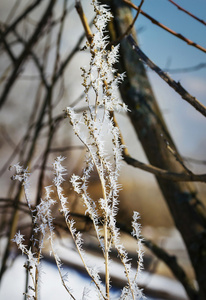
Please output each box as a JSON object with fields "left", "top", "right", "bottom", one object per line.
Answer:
{"left": 0, "top": 255, "right": 121, "bottom": 300}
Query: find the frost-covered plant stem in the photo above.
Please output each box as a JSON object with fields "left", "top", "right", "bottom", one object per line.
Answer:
{"left": 53, "top": 156, "right": 106, "bottom": 299}
{"left": 67, "top": 1, "right": 143, "bottom": 299}
{"left": 102, "top": 183, "right": 110, "bottom": 298}
{"left": 11, "top": 1, "right": 144, "bottom": 299}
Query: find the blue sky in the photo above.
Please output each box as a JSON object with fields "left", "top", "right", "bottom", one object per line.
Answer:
{"left": 132, "top": 0, "right": 206, "bottom": 159}
{"left": 136, "top": 0, "right": 206, "bottom": 71}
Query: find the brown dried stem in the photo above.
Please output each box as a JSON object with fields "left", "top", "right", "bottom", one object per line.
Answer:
{"left": 75, "top": 0, "right": 93, "bottom": 44}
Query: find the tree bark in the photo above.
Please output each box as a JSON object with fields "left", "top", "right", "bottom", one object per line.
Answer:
{"left": 102, "top": 1, "right": 206, "bottom": 299}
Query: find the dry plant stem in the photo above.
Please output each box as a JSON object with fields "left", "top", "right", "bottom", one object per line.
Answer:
{"left": 115, "top": 215, "right": 197, "bottom": 299}
{"left": 123, "top": 0, "right": 206, "bottom": 53}
{"left": 94, "top": 84, "right": 110, "bottom": 298}
{"left": 49, "top": 231, "right": 76, "bottom": 299}
{"left": 68, "top": 120, "right": 136, "bottom": 298}
{"left": 127, "top": 34, "right": 206, "bottom": 118}
{"left": 109, "top": 225, "right": 136, "bottom": 299}
{"left": 104, "top": 222, "right": 109, "bottom": 298}
{"left": 74, "top": 2, "right": 111, "bottom": 296}
{"left": 86, "top": 86, "right": 136, "bottom": 298}
{"left": 71, "top": 126, "right": 110, "bottom": 298}
{"left": 34, "top": 251, "right": 41, "bottom": 300}
{"left": 168, "top": 0, "right": 206, "bottom": 26}
{"left": 75, "top": 0, "right": 93, "bottom": 44}
{"left": 61, "top": 210, "right": 106, "bottom": 300}
{"left": 101, "top": 179, "right": 110, "bottom": 299}
{"left": 51, "top": 210, "right": 198, "bottom": 300}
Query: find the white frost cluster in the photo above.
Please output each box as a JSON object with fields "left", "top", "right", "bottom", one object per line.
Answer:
{"left": 65, "top": 1, "right": 144, "bottom": 299}
{"left": 11, "top": 163, "right": 72, "bottom": 299}
{"left": 11, "top": 1, "right": 144, "bottom": 299}
{"left": 77, "top": 0, "right": 127, "bottom": 113}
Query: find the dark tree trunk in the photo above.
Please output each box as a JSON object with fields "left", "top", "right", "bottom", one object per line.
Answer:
{"left": 102, "top": 1, "right": 206, "bottom": 299}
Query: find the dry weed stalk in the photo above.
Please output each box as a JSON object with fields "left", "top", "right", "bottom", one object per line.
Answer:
{"left": 12, "top": 1, "right": 144, "bottom": 299}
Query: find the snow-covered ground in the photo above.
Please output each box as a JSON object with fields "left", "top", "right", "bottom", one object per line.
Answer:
{"left": 0, "top": 255, "right": 120, "bottom": 300}
{"left": 0, "top": 238, "right": 188, "bottom": 300}
{"left": 1, "top": 254, "right": 147, "bottom": 300}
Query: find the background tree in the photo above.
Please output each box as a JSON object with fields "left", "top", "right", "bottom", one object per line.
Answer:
{"left": 101, "top": 1, "right": 206, "bottom": 299}
{"left": 0, "top": 0, "right": 206, "bottom": 299}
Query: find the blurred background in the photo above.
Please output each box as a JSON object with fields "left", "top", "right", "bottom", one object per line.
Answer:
{"left": 0, "top": 0, "right": 206, "bottom": 299}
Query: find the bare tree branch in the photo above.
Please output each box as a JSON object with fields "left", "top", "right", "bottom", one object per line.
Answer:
{"left": 168, "top": 0, "right": 206, "bottom": 26}
{"left": 109, "top": 112, "right": 206, "bottom": 182}
{"left": 0, "top": 0, "right": 42, "bottom": 39}
{"left": 0, "top": 0, "right": 56, "bottom": 109}
{"left": 123, "top": 154, "right": 206, "bottom": 182}
{"left": 127, "top": 34, "right": 206, "bottom": 118}
{"left": 164, "top": 62, "right": 206, "bottom": 74}
{"left": 112, "top": 0, "right": 145, "bottom": 45}
{"left": 123, "top": 0, "right": 206, "bottom": 53}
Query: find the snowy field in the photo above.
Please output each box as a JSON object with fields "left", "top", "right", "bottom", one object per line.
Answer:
{"left": 0, "top": 255, "right": 140, "bottom": 300}
{"left": 0, "top": 252, "right": 188, "bottom": 300}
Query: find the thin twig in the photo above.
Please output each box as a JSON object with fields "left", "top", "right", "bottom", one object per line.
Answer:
{"left": 0, "top": 0, "right": 42, "bottom": 39}
{"left": 123, "top": 0, "right": 206, "bottom": 53}
{"left": 164, "top": 62, "right": 206, "bottom": 74}
{"left": 112, "top": 0, "right": 144, "bottom": 45}
{"left": 127, "top": 34, "right": 206, "bottom": 118}
{"left": 5, "top": 0, "right": 21, "bottom": 23}
{"left": 0, "top": 28, "right": 16, "bottom": 64}
{"left": 162, "top": 135, "right": 194, "bottom": 175}
{"left": 168, "top": 0, "right": 206, "bottom": 26}
{"left": 111, "top": 112, "right": 206, "bottom": 182}
{"left": 12, "top": 28, "right": 49, "bottom": 89}
{"left": 0, "top": 0, "right": 56, "bottom": 108}
{"left": 124, "top": 153, "right": 206, "bottom": 182}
